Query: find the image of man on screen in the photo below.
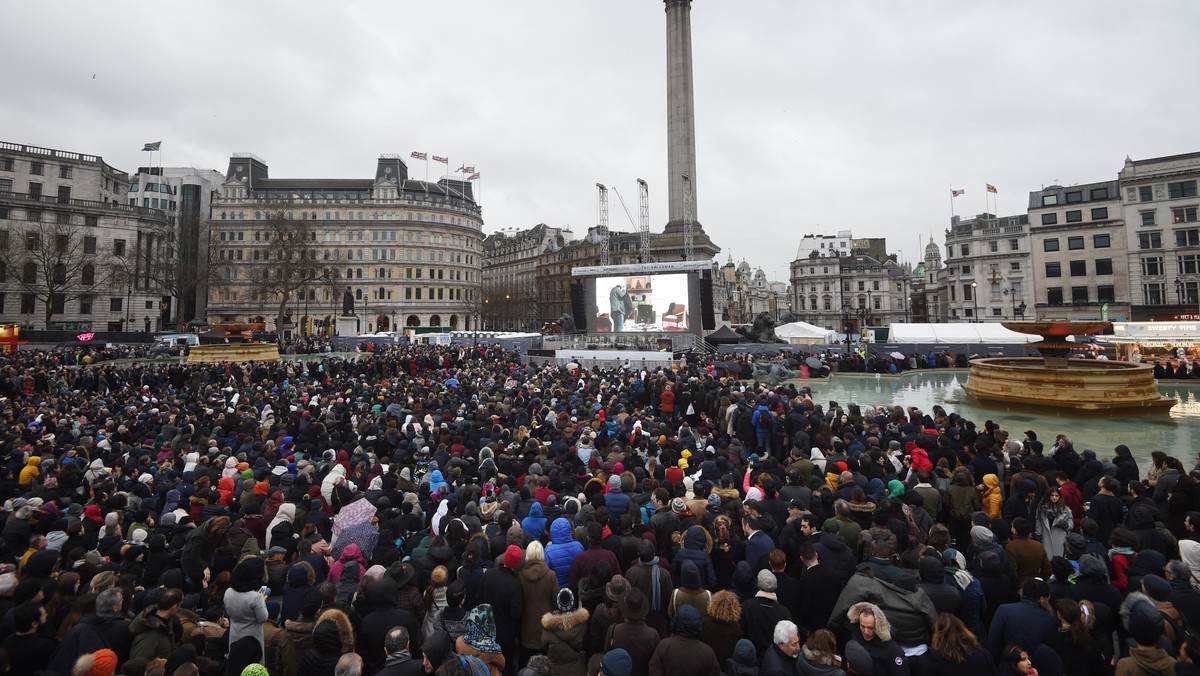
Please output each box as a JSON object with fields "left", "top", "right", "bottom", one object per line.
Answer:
{"left": 609, "top": 284, "right": 634, "bottom": 332}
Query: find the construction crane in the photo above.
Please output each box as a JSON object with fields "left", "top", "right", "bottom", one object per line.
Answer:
{"left": 596, "top": 183, "right": 609, "bottom": 265}
{"left": 637, "top": 178, "right": 650, "bottom": 263}
{"left": 682, "top": 173, "right": 694, "bottom": 260}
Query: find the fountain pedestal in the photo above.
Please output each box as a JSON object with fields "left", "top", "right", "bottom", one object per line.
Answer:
{"left": 962, "top": 321, "right": 1175, "bottom": 415}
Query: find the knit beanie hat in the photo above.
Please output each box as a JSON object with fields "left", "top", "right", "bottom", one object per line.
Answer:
{"left": 556, "top": 588, "right": 576, "bottom": 613}
{"left": 733, "top": 639, "right": 757, "bottom": 666}
{"left": 504, "top": 545, "right": 523, "bottom": 570}
{"left": 79, "top": 649, "right": 118, "bottom": 676}
{"left": 601, "top": 649, "right": 632, "bottom": 676}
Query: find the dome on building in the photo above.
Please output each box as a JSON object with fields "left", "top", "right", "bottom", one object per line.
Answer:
{"left": 924, "top": 240, "right": 940, "bottom": 257}
{"left": 912, "top": 261, "right": 926, "bottom": 280}
{"left": 737, "top": 259, "right": 751, "bottom": 273}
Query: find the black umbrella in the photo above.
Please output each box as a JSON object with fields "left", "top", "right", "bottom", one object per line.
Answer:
{"left": 805, "top": 357, "right": 822, "bottom": 369}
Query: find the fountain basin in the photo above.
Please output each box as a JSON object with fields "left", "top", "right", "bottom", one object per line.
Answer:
{"left": 187, "top": 343, "right": 281, "bottom": 364}
{"left": 963, "top": 357, "right": 1175, "bottom": 414}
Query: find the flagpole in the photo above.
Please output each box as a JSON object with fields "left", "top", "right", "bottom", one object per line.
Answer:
{"left": 949, "top": 183, "right": 955, "bottom": 222}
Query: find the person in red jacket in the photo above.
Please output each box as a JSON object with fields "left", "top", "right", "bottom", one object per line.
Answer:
{"left": 660, "top": 385, "right": 676, "bottom": 422}
{"left": 1054, "top": 471, "right": 1085, "bottom": 526}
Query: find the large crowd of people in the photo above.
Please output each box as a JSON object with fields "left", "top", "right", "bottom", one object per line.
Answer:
{"left": 0, "top": 342, "right": 1195, "bottom": 676}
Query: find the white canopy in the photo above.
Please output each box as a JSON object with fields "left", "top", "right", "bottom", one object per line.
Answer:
{"left": 887, "top": 322, "right": 1043, "bottom": 344}
{"left": 775, "top": 321, "right": 836, "bottom": 344}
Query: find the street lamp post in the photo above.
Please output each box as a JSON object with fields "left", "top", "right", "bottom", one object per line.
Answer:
{"left": 970, "top": 281, "right": 979, "bottom": 322}
{"left": 905, "top": 295, "right": 911, "bottom": 323}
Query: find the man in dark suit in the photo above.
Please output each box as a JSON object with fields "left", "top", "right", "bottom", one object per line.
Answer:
{"left": 742, "top": 516, "right": 776, "bottom": 573}
{"left": 795, "top": 543, "right": 843, "bottom": 635}
{"left": 984, "top": 578, "right": 1058, "bottom": 661}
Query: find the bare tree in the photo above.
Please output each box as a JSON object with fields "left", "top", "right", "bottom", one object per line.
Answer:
{"left": 0, "top": 220, "right": 116, "bottom": 329}
{"left": 142, "top": 228, "right": 219, "bottom": 327}
{"left": 251, "top": 210, "right": 322, "bottom": 335}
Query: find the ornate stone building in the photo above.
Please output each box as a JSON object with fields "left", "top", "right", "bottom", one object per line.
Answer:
{"left": 206, "top": 153, "right": 483, "bottom": 335}
{"left": 0, "top": 141, "right": 170, "bottom": 331}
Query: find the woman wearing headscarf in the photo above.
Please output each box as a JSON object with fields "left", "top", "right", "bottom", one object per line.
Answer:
{"left": 456, "top": 604, "right": 506, "bottom": 676}
{"left": 943, "top": 548, "right": 986, "bottom": 637}
{"left": 266, "top": 503, "right": 296, "bottom": 553}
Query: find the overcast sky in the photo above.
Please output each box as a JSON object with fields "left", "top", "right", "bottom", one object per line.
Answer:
{"left": 3, "top": 1, "right": 1200, "bottom": 283}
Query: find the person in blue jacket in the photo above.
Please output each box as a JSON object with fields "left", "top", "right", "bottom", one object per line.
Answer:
{"left": 521, "top": 502, "right": 547, "bottom": 543}
{"left": 545, "top": 517, "right": 584, "bottom": 588}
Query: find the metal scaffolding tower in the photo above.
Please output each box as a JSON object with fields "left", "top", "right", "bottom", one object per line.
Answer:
{"left": 596, "top": 183, "right": 610, "bottom": 265}
{"left": 637, "top": 178, "right": 651, "bottom": 263}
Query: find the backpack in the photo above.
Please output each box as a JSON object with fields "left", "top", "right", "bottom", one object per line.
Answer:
{"left": 455, "top": 655, "right": 492, "bottom": 676}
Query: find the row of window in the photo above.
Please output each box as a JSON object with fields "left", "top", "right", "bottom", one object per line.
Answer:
{"left": 0, "top": 179, "right": 73, "bottom": 203}
{"left": 1142, "top": 282, "right": 1198, "bottom": 305}
{"left": 0, "top": 293, "right": 138, "bottom": 315}
{"left": 1136, "top": 229, "right": 1200, "bottom": 250}
{"left": 217, "top": 210, "right": 473, "bottom": 227}
{"left": 213, "top": 286, "right": 471, "bottom": 304}
{"left": 0, "top": 261, "right": 101, "bottom": 285}
{"left": 949, "top": 239, "right": 1022, "bottom": 258}
{"left": 0, "top": 207, "right": 101, "bottom": 228}
{"left": 1139, "top": 254, "right": 1200, "bottom": 276}
{"left": 952, "top": 262, "right": 1022, "bottom": 275}
{"left": 1045, "top": 259, "right": 1113, "bottom": 277}
{"left": 0, "top": 159, "right": 73, "bottom": 179}
{"left": 0, "top": 230, "right": 125, "bottom": 256}
{"left": 1041, "top": 186, "right": 1111, "bottom": 207}
{"left": 1136, "top": 206, "right": 1197, "bottom": 226}
{"left": 218, "top": 229, "right": 476, "bottom": 249}
{"left": 1045, "top": 286, "right": 1117, "bottom": 305}
{"left": 1043, "top": 234, "right": 1110, "bottom": 251}
{"left": 1040, "top": 207, "right": 1108, "bottom": 225}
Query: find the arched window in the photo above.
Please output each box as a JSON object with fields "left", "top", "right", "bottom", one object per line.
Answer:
{"left": 355, "top": 289, "right": 363, "bottom": 300}
{"left": 82, "top": 264, "right": 95, "bottom": 286}
{"left": 429, "top": 315, "right": 441, "bottom": 327}
{"left": 406, "top": 315, "right": 420, "bottom": 327}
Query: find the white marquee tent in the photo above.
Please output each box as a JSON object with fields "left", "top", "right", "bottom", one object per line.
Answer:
{"left": 887, "top": 323, "right": 1042, "bottom": 344}
{"left": 775, "top": 321, "right": 837, "bottom": 345}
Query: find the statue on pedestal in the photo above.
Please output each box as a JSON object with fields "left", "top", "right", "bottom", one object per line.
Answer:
{"left": 342, "top": 287, "right": 355, "bottom": 316}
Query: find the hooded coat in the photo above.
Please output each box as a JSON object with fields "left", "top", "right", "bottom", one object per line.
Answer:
{"left": 648, "top": 607, "right": 721, "bottom": 676}
{"left": 267, "top": 502, "right": 296, "bottom": 551}
{"left": 520, "top": 558, "right": 560, "bottom": 650}
{"left": 522, "top": 502, "right": 548, "bottom": 543}
{"left": 359, "top": 577, "right": 422, "bottom": 676}
{"left": 829, "top": 574, "right": 937, "bottom": 649}
{"left": 545, "top": 517, "right": 583, "bottom": 588}
{"left": 541, "top": 606, "right": 591, "bottom": 676}
{"left": 328, "top": 543, "right": 367, "bottom": 582}
{"left": 281, "top": 562, "right": 316, "bottom": 623}
{"left": 673, "top": 526, "right": 717, "bottom": 590}
{"left": 980, "top": 474, "right": 1002, "bottom": 520}
{"left": 947, "top": 469, "right": 981, "bottom": 521}
{"left": 300, "top": 609, "right": 355, "bottom": 676}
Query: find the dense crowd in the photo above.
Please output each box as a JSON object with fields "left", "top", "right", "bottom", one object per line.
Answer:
{"left": 0, "top": 343, "right": 1195, "bottom": 676}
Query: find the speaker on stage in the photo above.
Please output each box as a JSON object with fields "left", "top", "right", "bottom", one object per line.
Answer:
{"left": 570, "top": 281, "right": 586, "bottom": 332}
{"left": 700, "top": 274, "right": 715, "bottom": 330}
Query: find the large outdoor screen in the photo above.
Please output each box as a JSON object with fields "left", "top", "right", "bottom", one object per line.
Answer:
{"left": 591, "top": 273, "right": 692, "bottom": 333}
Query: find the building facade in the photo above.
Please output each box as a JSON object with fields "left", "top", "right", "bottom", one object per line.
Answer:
{"left": 534, "top": 228, "right": 643, "bottom": 329}
{"left": 206, "top": 153, "right": 484, "bottom": 335}
{"left": 908, "top": 240, "right": 948, "bottom": 323}
{"left": 0, "top": 141, "right": 170, "bottom": 330}
{"left": 943, "top": 213, "right": 1033, "bottom": 322}
{"left": 718, "top": 256, "right": 790, "bottom": 323}
{"left": 790, "top": 248, "right": 909, "bottom": 333}
{"left": 126, "top": 166, "right": 225, "bottom": 327}
{"left": 1027, "top": 181, "right": 1127, "bottom": 321}
{"left": 482, "top": 223, "right": 574, "bottom": 332}
{"left": 1118, "top": 153, "right": 1200, "bottom": 321}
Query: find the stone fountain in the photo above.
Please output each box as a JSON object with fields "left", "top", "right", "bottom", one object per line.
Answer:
{"left": 963, "top": 321, "right": 1175, "bottom": 414}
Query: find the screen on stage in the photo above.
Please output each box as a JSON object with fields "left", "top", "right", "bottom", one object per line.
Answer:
{"left": 591, "top": 273, "right": 692, "bottom": 333}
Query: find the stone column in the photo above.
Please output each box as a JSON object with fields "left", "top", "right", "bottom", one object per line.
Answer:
{"left": 665, "top": 0, "right": 697, "bottom": 227}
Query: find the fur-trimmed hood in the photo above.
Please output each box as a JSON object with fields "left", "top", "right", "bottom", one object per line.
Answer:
{"left": 315, "top": 607, "right": 355, "bottom": 651}
{"left": 847, "top": 601, "right": 891, "bottom": 642}
{"left": 541, "top": 607, "right": 590, "bottom": 631}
